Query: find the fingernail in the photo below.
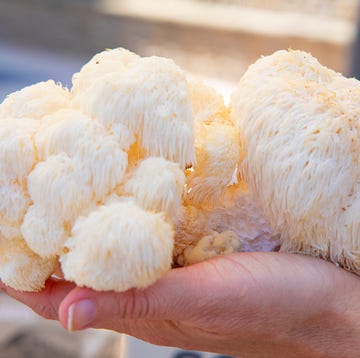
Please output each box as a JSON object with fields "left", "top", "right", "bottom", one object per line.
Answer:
{"left": 67, "top": 299, "right": 97, "bottom": 332}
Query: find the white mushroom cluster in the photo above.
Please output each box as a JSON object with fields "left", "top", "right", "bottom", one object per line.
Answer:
{"left": 1, "top": 48, "right": 268, "bottom": 292}
{"left": 231, "top": 49, "right": 360, "bottom": 273}
{"left": 2, "top": 47, "right": 356, "bottom": 292}
{"left": 0, "top": 49, "right": 195, "bottom": 292}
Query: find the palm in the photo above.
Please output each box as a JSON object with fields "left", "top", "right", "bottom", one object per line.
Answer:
{"left": 1, "top": 252, "right": 359, "bottom": 358}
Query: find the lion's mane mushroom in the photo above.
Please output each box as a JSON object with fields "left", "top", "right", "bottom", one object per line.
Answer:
{"left": 60, "top": 201, "right": 174, "bottom": 292}
{"left": 231, "top": 49, "right": 360, "bottom": 272}
{"left": 0, "top": 48, "right": 196, "bottom": 291}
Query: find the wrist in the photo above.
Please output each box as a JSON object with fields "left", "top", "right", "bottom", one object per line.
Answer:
{"left": 291, "top": 270, "right": 360, "bottom": 358}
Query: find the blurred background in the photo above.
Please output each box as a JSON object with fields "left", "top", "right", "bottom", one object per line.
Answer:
{"left": 1, "top": 0, "right": 360, "bottom": 357}
{"left": 1, "top": 0, "right": 360, "bottom": 101}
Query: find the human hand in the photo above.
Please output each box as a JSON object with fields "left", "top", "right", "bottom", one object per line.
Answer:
{"left": 1, "top": 252, "right": 360, "bottom": 358}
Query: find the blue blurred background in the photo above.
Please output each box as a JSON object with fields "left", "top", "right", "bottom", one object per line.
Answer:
{"left": 0, "top": 42, "right": 84, "bottom": 101}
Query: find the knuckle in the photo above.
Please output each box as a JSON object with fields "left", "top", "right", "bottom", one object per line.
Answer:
{"left": 33, "top": 302, "right": 57, "bottom": 320}
{"left": 120, "top": 289, "right": 151, "bottom": 319}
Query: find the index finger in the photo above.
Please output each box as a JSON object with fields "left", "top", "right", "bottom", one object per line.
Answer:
{"left": 0, "top": 278, "right": 76, "bottom": 320}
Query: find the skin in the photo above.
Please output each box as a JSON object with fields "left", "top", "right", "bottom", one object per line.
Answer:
{"left": 1, "top": 252, "right": 360, "bottom": 358}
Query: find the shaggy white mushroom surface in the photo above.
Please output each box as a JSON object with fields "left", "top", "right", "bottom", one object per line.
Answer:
{"left": 1, "top": 47, "right": 356, "bottom": 292}
{"left": 231, "top": 49, "right": 360, "bottom": 272}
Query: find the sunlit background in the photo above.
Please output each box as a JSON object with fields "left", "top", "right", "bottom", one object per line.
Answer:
{"left": 1, "top": 0, "right": 360, "bottom": 357}
{"left": 1, "top": 0, "right": 360, "bottom": 101}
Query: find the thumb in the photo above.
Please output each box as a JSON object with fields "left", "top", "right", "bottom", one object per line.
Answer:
{"left": 59, "top": 264, "right": 211, "bottom": 331}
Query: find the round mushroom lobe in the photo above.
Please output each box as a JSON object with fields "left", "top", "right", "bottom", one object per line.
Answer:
{"left": 60, "top": 201, "right": 174, "bottom": 292}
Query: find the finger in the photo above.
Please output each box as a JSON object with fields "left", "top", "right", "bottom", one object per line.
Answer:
{"left": 0, "top": 278, "right": 76, "bottom": 320}
{"left": 58, "top": 259, "right": 230, "bottom": 331}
